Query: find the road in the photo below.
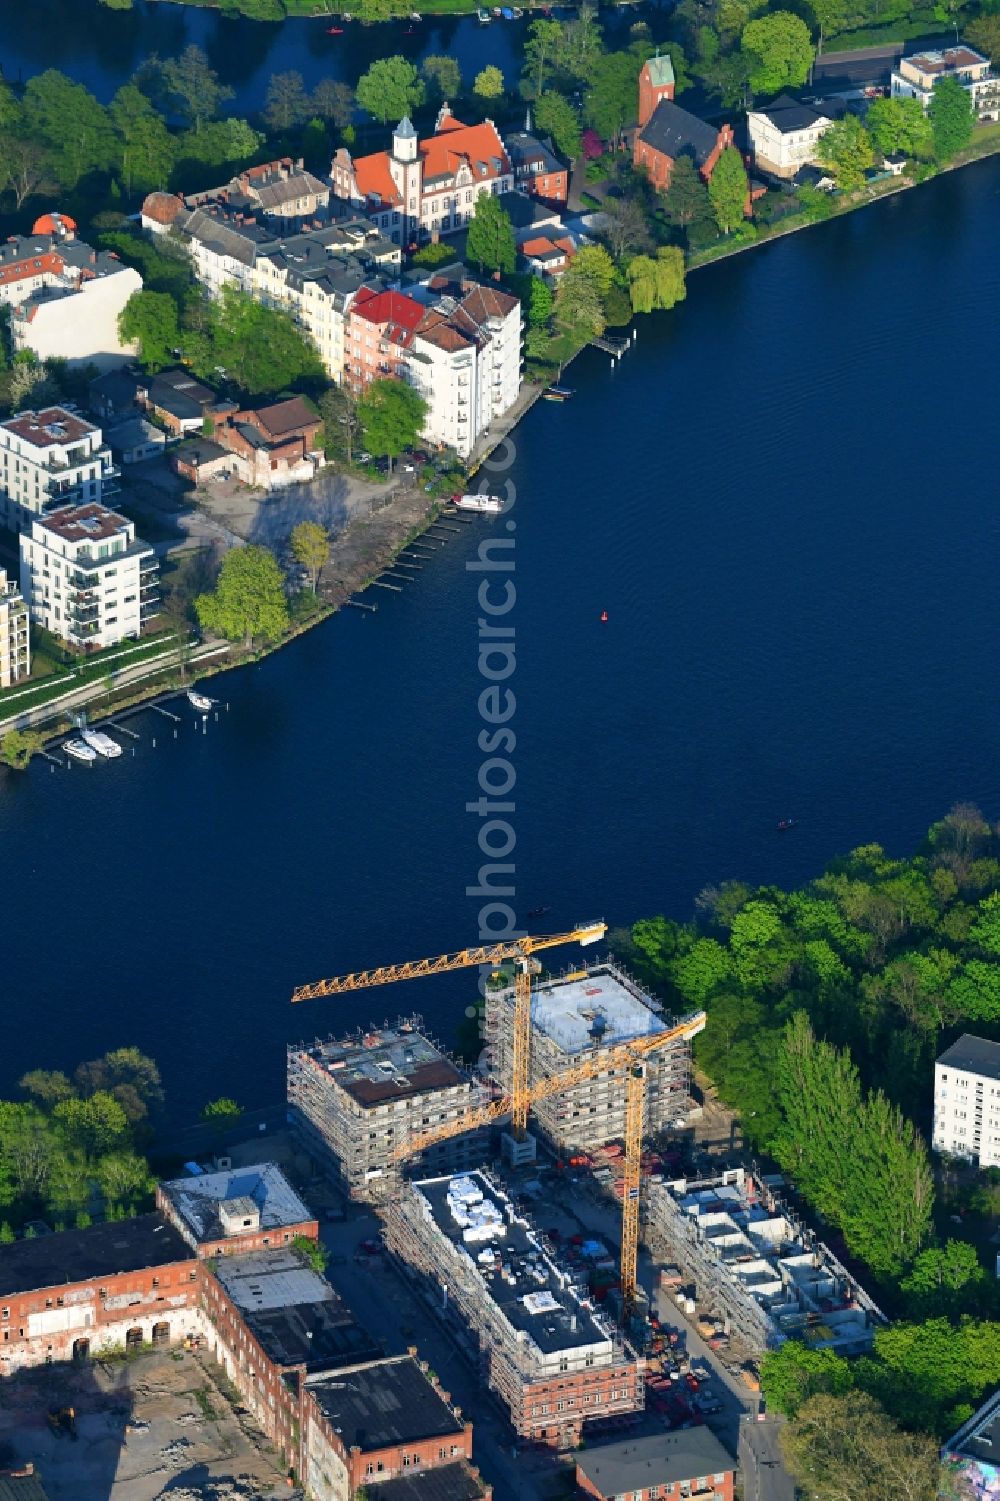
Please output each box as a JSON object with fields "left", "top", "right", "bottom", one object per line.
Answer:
{"left": 739, "top": 1416, "right": 797, "bottom": 1501}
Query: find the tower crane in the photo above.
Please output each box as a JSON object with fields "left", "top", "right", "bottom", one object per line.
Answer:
{"left": 291, "top": 922, "right": 607, "bottom": 1137}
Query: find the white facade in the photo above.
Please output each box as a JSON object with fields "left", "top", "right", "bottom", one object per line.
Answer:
{"left": 933, "top": 1035, "right": 1000, "bottom": 1166}
{"left": 0, "top": 407, "right": 117, "bottom": 531}
{"left": 20, "top": 503, "right": 158, "bottom": 651}
{"left": 0, "top": 567, "right": 29, "bottom": 688}
{"left": 891, "top": 47, "right": 1000, "bottom": 119}
{"left": 408, "top": 290, "right": 522, "bottom": 460}
{"left": 11, "top": 263, "right": 142, "bottom": 372}
{"left": 747, "top": 99, "right": 834, "bottom": 177}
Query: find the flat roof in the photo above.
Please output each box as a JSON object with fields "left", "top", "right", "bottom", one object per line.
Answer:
{"left": 937, "top": 1034, "right": 1000, "bottom": 1081}
{"left": 904, "top": 45, "right": 986, "bottom": 70}
{"left": 39, "top": 503, "right": 130, "bottom": 545}
{"left": 160, "top": 1163, "right": 311, "bottom": 1243}
{"left": 306, "top": 1356, "right": 463, "bottom": 1450}
{"left": 414, "top": 1172, "right": 613, "bottom": 1357}
{"left": 0, "top": 1213, "right": 192, "bottom": 1299}
{"left": 301, "top": 1022, "right": 468, "bottom": 1108}
{"left": 531, "top": 965, "right": 666, "bottom": 1055}
{"left": 2, "top": 407, "right": 98, "bottom": 449}
{"left": 213, "top": 1247, "right": 335, "bottom": 1313}
{"left": 373, "top": 1462, "right": 487, "bottom": 1501}
{"left": 576, "top": 1431, "right": 736, "bottom": 1493}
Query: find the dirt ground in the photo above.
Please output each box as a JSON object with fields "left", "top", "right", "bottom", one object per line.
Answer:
{"left": 0, "top": 1348, "right": 291, "bottom": 1501}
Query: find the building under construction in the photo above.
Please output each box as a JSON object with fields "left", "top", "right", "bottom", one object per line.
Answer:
{"left": 645, "top": 1168, "right": 884, "bottom": 1357}
{"left": 288, "top": 1018, "right": 487, "bottom": 1201}
{"left": 386, "top": 1169, "right": 643, "bottom": 1447}
{"left": 483, "top": 961, "right": 694, "bottom": 1156}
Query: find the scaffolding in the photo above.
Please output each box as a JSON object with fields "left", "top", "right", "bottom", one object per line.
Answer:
{"left": 483, "top": 961, "right": 694, "bottom": 1156}
{"left": 287, "top": 1016, "right": 489, "bottom": 1201}
{"left": 644, "top": 1168, "right": 885, "bottom": 1357}
{"left": 385, "top": 1168, "right": 643, "bottom": 1446}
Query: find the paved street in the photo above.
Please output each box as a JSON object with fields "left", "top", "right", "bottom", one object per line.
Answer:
{"left": 739, "top": 1417, "right": 796, "bottom": 1501}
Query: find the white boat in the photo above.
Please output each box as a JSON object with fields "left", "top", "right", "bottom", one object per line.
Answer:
{"left": 477, "top": 7, "right": 492, "bottom": 19}
{"left": 451, "top": 493, "right": 504, "bottom": 514}
{"left": 64, "top": 738, "right": 97, "bottom": 764}
{"left": 187, "top": 690, "right": 213, "bottom": 714}
{"left": 81, "top": 728, "right": 122, "bottom": 759}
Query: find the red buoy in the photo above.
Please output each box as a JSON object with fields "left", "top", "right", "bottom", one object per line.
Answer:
{"left": 600, "top": 609, "right": 609, "bottom": 623}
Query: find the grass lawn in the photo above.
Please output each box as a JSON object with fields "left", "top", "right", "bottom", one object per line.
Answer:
{"left": 0, "top": 632, "right": 183, "bottom": 720}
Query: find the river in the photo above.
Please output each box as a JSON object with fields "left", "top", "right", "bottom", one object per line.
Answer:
{"left": 3, "top": 146, "right": 1000, "bottom": 1121}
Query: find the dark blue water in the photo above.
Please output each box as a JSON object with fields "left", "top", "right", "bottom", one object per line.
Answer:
{"left": 3, "top": 159, "right": 1000, "bottom": 1119}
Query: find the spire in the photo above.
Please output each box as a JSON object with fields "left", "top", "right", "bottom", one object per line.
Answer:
{"left": 396, "top": 115, "right": 417, "bottom": 139}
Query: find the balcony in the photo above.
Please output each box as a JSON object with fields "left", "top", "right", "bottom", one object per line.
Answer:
{"left": 68, "top": 602, "right": 100, "bottom": 624}
{"left": 140, "top": 599, "right": 160, "bottom": 620}
{"left": 139, "top": 555, "right": 158, "bottom": 574}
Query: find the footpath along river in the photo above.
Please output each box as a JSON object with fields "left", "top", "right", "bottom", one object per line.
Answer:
{"left": 2, "top": 156, "right": 1000, "bottom": 1121}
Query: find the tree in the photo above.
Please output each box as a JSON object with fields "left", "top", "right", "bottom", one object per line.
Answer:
{"left": 627, "top": 246, "right": 686, "bottom": 314}
{"left": 96, "top": 1152, "right": 154, "bottom": 1211}
{"left": 523, "top": 19, "right": 565, "bottom": 98}
{"left": 466, "top": 194, "right": 516, "bottom": 276}
{"left": 311, "top": 78, "right": 355, "bottom": 130}
{"left": 356, "top": 57, "right": 425, "bottom": 125}
{"left": 119, "top": 290, "right": 181, "bottom": 373}
{"left": 110, "top": 84, "right": 175, "bottom": 194}
{"left": 601, "top": 195, "right": 652, "bottom": 262}
{"left": 0, "top": 136, "right": 53, "bottom": 211}
{"left": 201, "top": 1097, "right": 243, "bottom": 1149}
{"left": 761, "top": 1342, "right": 854, "bottom": 1417}
{"left": 555, "top": 261, "right": 607, "bottom": 338}
{"left": 929, "top": 75, "right": 975, "bottom": 162}
{"left": 19, "top": 1071, "right": 74, "bottom": 1109}
{"left": 21, "top": 71, "right": 118, "bottom": 189}
{"left": 781, "top": 1391, "right": 940, "bottom": 1501}
{"left": 900, "top": 1241, "right": 985, "bottom": 1315}
{"left": 0, "top": 729, "right": 43, "bottom": 770}
{"left": 192, "top": 286, "right": 324, "bottom": 398}
{"left": 195, "top": 545, "right": 290, "bottom": 648}
{"left": 817, "top": 115, "right": 874, "bottom": 191}
{"left": 533, "top": 92, "right": 582, "bottom": 161}
{"left": 524, "top": 276, "right": 554, "bottom": 327}
{"left": 292, "top": 1234, "right": 328, "bottom": 1272}
{"left": 554, "top": 2, "right": 603, "bottom": 85}
{"left": 412, "top": 242, "right": 454, "bottom": 268}
{"left": 159, "top": 45, "right": 234, "bottom": 133}
{"left": 75, "top": 1047, "right": 163, "bottom": 1125}
{"left": 318, "top": 385, "right": 359, "bottom": 463}
{"left": 356, "top": 379, "right": 427, "bottom": 472}
{"left": 865, "top": 96, "right": 932, "bottom": 160}
{"left": 291, "top": 521, "right": 330, "bottom": 594}
{"left": 474, "top": 66, "right": 506, "bottom": 101}
{"left": 708, "top": 145, "right": 749, "bottom": 232}
{"left": 52, "top": 1092, "right": 130, "bottom": 1160}
{"left": 966, "top": 15, "right": 1000, "bottom": 65}
{"left": 662, "top": 155, "right": 712, "bottom": 229}
{"left": 741, "top": 12, "right": 815, "bottom": 95}
{"left": 583, "top": 52, "right": 640, "bottom": 148}
{"left": 175, "top": 118, "right": 264, "bottom": 170}
{"left": 422, "top": 56, "right": 462, "bottom": 101}
{"left": 264, "top": 71, "right": 312, "bottom": 132}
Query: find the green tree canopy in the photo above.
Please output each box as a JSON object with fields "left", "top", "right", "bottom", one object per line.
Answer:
{"left": 109, "top": 84, "right": 176, "bottom": 193}
{"left": 22, "top": 71, "right": 118, "bottom": 188}
{"left": 708, "top": 144, "right": 749, "bottom": 232}
{"left": 291, "top": 520, "right": 330, "bottom": 594}
{"left": 119, "top": 290, "right": 181, "bottom": 373}
{"left": 761, "top": 1342, "right": 854, "bottom": 1417}
{"left": 523, "top": 19, "right": 565, "bottom": 98}
{"left": 311, "top": 78, "right": 355, "bottom": 129}
{"left": 465, "top": 194, "right": 516, "bottom": 276}
{"left": 817, "top": 114, "right": 874, "bottom": 190}
{"left": 195, "top": 545, "right": 291, "bottom": 648}
{"left": 583, "top": 51, "right": 640, "bottom": 147}
{"left": 356, "top": 56, "right": 425, "bottom": 125}
{"left": 52, "top": 1092, "right": 130, "bottom": 1160}
{"left": 422, "top": 56, "right": 462, "bottom": 101}
{"left": 158, "top": 45, "right": 234, "bottom": 132}
{"left": 174, "top": 118, "right": 264, "bottom": 172}
{"left": 356, "top": 379, "right": 428, "bottom": 471}
{"left": 474, "top": 66, "right": 506, "bottom": 100}
{"left": 662, "top": 154, "right": 713, "bottom": 229}
{"left": 627, "top": 245, "right": 686, "bottom": 314}
{"left": 864, "top": 96, "right": 932, "bottom": 160}
{"left": 190, "top": 285, "right": 324, "bottom": 398}
{"left": 929, "top": 75, "right": 975, "bottom": 161}
{"left": 264, "top": 70, "right": 312, "bottom": 132}
{"left": 781, "top": 1391, "right": 940, "bottom": 1501}
{"left": 741, "top": 12, "right": 815, "bottom": 95}
{"left": 533, "top": 91, "right": 583, "bottom": 160}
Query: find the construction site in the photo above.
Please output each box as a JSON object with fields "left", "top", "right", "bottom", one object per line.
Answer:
{"left": 644, "top": 1168, "right": 885, "bottom": 1358}
{"left": 483, "top": 961, "right": 696, "bottom": 1156}
{"left": 287, "top": 1018, "right": 487, "bottom": 1201}
{"left": 385, "top": 1169, "right": 643, "bottom": 1448}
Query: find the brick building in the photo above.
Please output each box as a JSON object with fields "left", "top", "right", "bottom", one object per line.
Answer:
{"left": 344, "top": 288, "right": 426, "bottom": 392}
{"left": 0, "top": 1215, "right": 201, "bottom": 1374}
{"left": 157, "top": 1163, "right": 318, "bottom": 1258}
{"left": 576, "top": 1432, "right": 736, "bottom": 1501}
{"left": 633, "top": 56, "right": 733, "bottom": 191}
{"left": 505, "top": 123, "right": 569, "bottom": 206}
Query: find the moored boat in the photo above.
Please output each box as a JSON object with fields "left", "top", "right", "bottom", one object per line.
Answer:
{"left": 81, "top": 728, "right": 122, "bottom": 759}
{"left": 451, "top": 493, "right": 504, "bottom": 514}
{"left": 542, "top": 385, "right": 574, "bottom": 401}
{"left": 187, "top": 689, "right": 213, "bottom": 714}
{"left": 64, "top": 738, "right": 97, "bottom": 764}
{"left": 477, "top": 7, "right": 492, "bottom": 19}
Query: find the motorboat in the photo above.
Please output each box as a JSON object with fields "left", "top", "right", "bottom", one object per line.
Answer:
{"left": 81, "top": 728, "right": 122, "bottom": 759}
{"left": 64, "top": 738, "right": 97, "bottom": 764}
{"left": 600, "top": 609, "right": 608, "bottom": 623}
{"left": 327, "top": 24, "right": 345, "bottom": 32}
{"left": 451, "top": 493, "right": 504, "bottom": 514}
{"left": 477, "top": 7, "right": 492, "bottom": 19}
{"left": 410, "top": 10, "right": 422, "bottom": 18}
{"left": 777, "top": 818, "right": 798, "bottom": 832}
{"left": 187, "top": 689, "right": 213, "bottom": 714}
{"left": 542, "top": 385, "right": 574, "bottom": 401}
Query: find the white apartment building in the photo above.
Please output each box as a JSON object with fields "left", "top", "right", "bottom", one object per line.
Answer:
{"left": 408, "top": 285, "right": 522, "bottom": 460}
{"left": 0, "top": 567, "right": 29, "bottom": 688}
{"left": 0, "top": 408, "right": 117, "bottom": 532}
{"left": 932, "top": 1034, "right": 1000, "bottom": 1166}
{"left": 747, "top": 94, "right": 837, "bottom": 177}
{"left": 19, "top": 503, "right": 158, "bottom": 651}
{"left": 891, "top": 46, "right": 1000, "bottom": 120}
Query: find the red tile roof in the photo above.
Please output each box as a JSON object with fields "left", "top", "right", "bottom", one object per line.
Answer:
{"left": 352, "top": 153, "right": 403, "bottom": 206}
{"left": 351, "top": 288, "right": 425, "bottom": 337}
{"left": 420, "top": 120, "right": 509, "bottom": 183}
{"left": 141, "top": 192, "right": 184, "bottom": 226}
{"left": 40, "top": 502, "right": 128, "bottom": 544}
{"left": 2, "top": 407, "right": 98, "bottom": 448}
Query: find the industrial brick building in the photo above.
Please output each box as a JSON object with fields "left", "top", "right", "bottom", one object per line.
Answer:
{"left": 157, "top": 1162, "right": 318, "bottom": 1257}
{"left": 484, "top": 962, "right": 694, "bottom": 1156}
{"left": 0, "top": 1215, "right": 201, "bottom": 1374}
{"left": 386, "top": 1171, "right": 643, "bottom": 1446}
{"left": 288, "top": 1019, "right": 487, "bottom": 1200}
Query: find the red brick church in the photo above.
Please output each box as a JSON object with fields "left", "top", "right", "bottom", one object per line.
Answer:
{"left": 633, "top": 54, "right": 734, "bottom": 191}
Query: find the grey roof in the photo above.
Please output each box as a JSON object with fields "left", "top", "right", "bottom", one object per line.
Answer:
{"left": 374, "top": 1463, "right": 487, "bottom": 1501}
{"left": 174, "top": 437, "right": 228, "bottom": 466}
{"left": 306, "top": 1356, "right": 463, "bottom": 1450}
{"left": 0, "top": 1214, "right": 191, "bottom": 1299}
{"left": 937, "top": 1034, "right": 1000, "bottom": 1081}
{"left": 160, "top": 1163, "right": 312, "bottom": 1243}
{"left": 0, "top": 1471, "right": 52, "bottom": 1501}
{"left": 505, "top": 130, "right": 563, "bottom": 177}
{"left": 396, "top": 116, "right": 417, "bottom": 139}
{"left": 213, "top": 1248, "right": 381, "bottom": 1371}
{"left": 213, "top": 1247, "right": 333, "bottom": 1313}
{"left": 752, "top": 93, "right": 828, "bottom": 132}
{"left": 575, "top": 1432, "right": 736, "bottom": 1493}
{"left": 106, "top": 417, "right": 165, "bottom": 453}
{"left": 638, "top": 99, "right": 722, "bottom": 168}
